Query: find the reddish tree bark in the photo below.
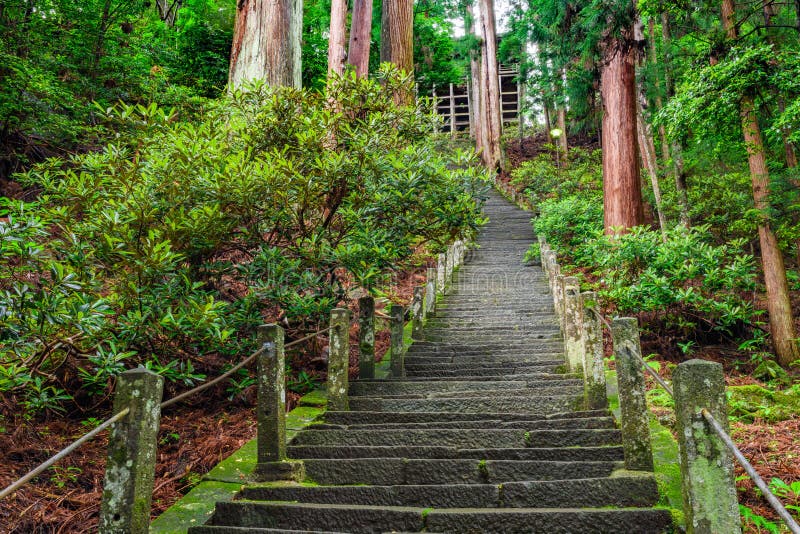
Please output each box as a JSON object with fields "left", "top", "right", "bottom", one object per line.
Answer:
{"left": 479, "top": 0, "right": 503, "bottom": 171}
{"left": 348, "top": 0, "right": 374, "bottom": 77}
{"left": 229, "top": 0, "right": 302, "bottom": 88}
{"left": 601, "top": 37, "right": 645, "bottom": 232}
{"left": 328, "top": 0, "right": 348, "bottom": 77}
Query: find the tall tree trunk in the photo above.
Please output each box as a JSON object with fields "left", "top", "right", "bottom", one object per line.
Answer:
{"left": 348, "top": 0, "right": 373, "bottom": 78}
{"left": 601, "top": 36, "right": 645, "bottom": 232}
{"left": 480, "top": 36, "right": 494, "bottom": 168}
{"left": 381, "top": 0, "right": 414, "bottom": 103}
{"left": 637, "top": 94, "right": 667, "bottom": 237}
{"left": 328, "top": 0, "right": 348, "bottom": 77}
{"left": 659, "top": 13, "right": 691, "bottom": 226}
{"left": 465, "top": 2, "right": 481, "bottom": 141}
{"left": 721, "top": 0, "right": 800, "bottom": 367}
{"left": 479, "top": 0, "right": 503, "bottom": 171}
{"left": 556, "top": 67, "right": 569, "bottom": 155}
{"left": 229, "top": 0, "right": 303, "bottom": 88}
{"left": 381, "top": 0, "right": 413, "bottom": 73}
{"left": 647, "top": 18, "right": 670, "bottom": 164}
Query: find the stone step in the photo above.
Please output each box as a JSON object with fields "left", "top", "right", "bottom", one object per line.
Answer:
{"left": 348, "top": 394, "right": 581, "bottom": 413}
{"left": 349, "top": 379, "right": 582, "bottom": 395}
{"left": 403, "top": 357, "right": 563, "bottom": 367}
{"left": 322, "top": 410, "right": 610, "bottom": 426}
{"left": 240, "top": 474, "right": 658, "bottom": 508}
{"left": 301, "top": 458, "right": 621, "bottom": 485}
{"left": 308, "top": 415, "right": 615, "bottom": 431}
{"left": 198, "top": 502, "right": 672, "bottom": 533}
{"left": 291, "top": 428, "right": 621, "bottom": 449}
{"left": 288, "top": 445, "right": 624, "bottom": 461}
{"left": 349, "top": 387, "right": 584, "bottom": 400}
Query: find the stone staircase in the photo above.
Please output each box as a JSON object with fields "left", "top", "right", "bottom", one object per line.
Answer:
{"left": 190, "top": 192, "right": 673, "bottom": 533}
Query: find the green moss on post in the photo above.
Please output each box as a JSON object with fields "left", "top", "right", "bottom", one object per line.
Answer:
{"left": 327, "top": 308, "right": 351, "bottom": 412}
{"left": 390, "top": 304, "right": 406, "bottom": 378}
{"left": 611, "top": 317, "right": 654, "bottom": 472}
{"left": 581, "top": 291, "right": 608, "bottom": 410}
{"left": 425, "top": 268, "right": 436, "bottom": 315}
{"left": 554, "top": 274, "right": 566, "bottom": 339}
{"left": 358, "top": 296, "right": 375, "bottom": 380}
{"left": 673, "top": 360, "right": 741, "bottom": 534}
{"left": 563, "top": 277, "right": 584, "bottom": 374}
{"left": 411, "top": 285, "right": 424, "bottom": 340}
{"left": 254, "top": 325, "right": 304, "bottom": 482}
{"left": 437, "top": 253, "right": 446, "bottom": 295}
{"left": 99, "top": 368, "right": 164, "bottom": 534}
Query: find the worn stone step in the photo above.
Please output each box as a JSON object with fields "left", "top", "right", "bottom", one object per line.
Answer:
{"left": 191, "top": 527, "right": 345, "bottom": 534}
{"left": 292, "top": 428, "right": 620, "bottom": 449}
{"left": 301, "top": 458, "right": 621, "bottom": 485}
{"left": 424, "top": 507, "right": 673, "bottom": 533}
{"left": 240, "top": 474, "right": 657, "bottom": 509}
{"left": 288, "top": 445, "right": 624, "bottom": 462}
{"left": 403, "top": 356, "right": 563, "bottom": 366}
{"left": 322, "top": 410, "right": 610, "bottom": 426}
{"left": 349, "top": 387, "right": 584, "bottom": 400}
{"left": 349, "top": 379, "right": 582, "bottom": 395}
{"left": 200, "top": 502, "right": 672, "bottom": 533}
{"left": 309, "top": 415, "right": 615, "bottom": 431}
{"left": 348, "top": 394, "right": 581, "bottom": 413}
{"left": 202, "top": 502, "right": 425, "bottom": 533}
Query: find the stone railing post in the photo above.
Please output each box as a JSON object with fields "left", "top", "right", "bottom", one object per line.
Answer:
{"left": 255, "top": 325, "right": 303, "bottom": 481}
{"left": 425, "top": 268, "right": 437, "bottom": 315}
{"left": 581, "top": 291, "right": 608, "bottom": 410}
{"left": 99, "top": 368, "right": 164, "bottom": 534}
{"left": 411, "top": 285, "right": 424, "bottom": 340}
{"left": 563, "top": 277, "right": 584, "bottom": 373}
{"left": 390, "top": 304, "right": 406, "bottom": 378}
{"left": 673, "top": 360, "right": 741, "bottom": 533}
{"left": 358, "top": 296, "right": 375, "bottom": 380}
{"left": 328, "top": 308, "right": 351, "bottom": 411}
{"left": 446, "top": 245, "right": 455, "bottom": 282}
{"left": 554, "top": 274, "right": 566, "bottom": 335}
{"left": 437, "top": 253, "right": 446, "bottom": 294}
{"left": 611, "top": 317, "right": 654, "bottom": 471}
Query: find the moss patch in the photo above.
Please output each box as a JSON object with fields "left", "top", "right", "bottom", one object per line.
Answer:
{"left": 150, "top": 481, "right": 243, "bottom": 533}
{"left": 727, "top": 384, "right": 800, "bottom": 423}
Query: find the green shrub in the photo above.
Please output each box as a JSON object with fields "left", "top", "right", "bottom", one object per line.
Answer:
{"left": 1, "top": 68, "right": 488, "bottom": 415}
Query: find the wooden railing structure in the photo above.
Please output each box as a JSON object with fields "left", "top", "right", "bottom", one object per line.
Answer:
{"left": 432, "top": 64, "right": 522, "bottom": 135}
{"left": 0, "top": 239, "right": 469, "bottom": 534}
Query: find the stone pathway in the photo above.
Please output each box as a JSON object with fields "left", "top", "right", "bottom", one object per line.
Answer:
{"left": 190, "top": 191, "right": 672, "bottom": 533}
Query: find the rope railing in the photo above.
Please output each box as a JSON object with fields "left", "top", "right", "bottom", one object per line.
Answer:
{"left": 589, "top": 306, "right": 799, "bottom": 531}
{"left": 0, "top": 326, "right": 333, "bottom": 501}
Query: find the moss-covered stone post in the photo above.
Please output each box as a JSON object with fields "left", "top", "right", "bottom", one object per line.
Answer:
{"left": 437, "top": 253, "right": 446, "bottom": 294}
{"left": 390, "top": 304, "right": 406, "bottom": 378}
{"left": 99, "top": 368, "right": 163, "bottom": 534}
{"left": 554, "top": 274, "right": 566, "bottom": 336}
{"left": 581, "top": 291, "right": 608, "bottom": 410}
{"left": 411, "top": 285, "right": 424, "bottom": 340}
{"left": 358, "top": 296, "right": 375, "bottom": 380}
{"left": 446, "top": 244, "right": 455, "bottom": 283}
{"left": 425, "top": 268, "right": 437, "bottom": 315}
{"left": 327, "top": 308, "right": 351, "bottom": 411}
{"left": 673, "top": 360, "right": 741, "bottom": 534}
{"left": 255, "top": 325, "right": 304, "bottom": 481}
{"left": 563, "top": 277, "right": 584, "bottom": 373}
{"left": 611, "top": 317, "right": 654, "bottom": 471}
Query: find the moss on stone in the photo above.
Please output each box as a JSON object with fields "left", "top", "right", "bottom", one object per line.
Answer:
{"left": 149, "top": 481, "right": 243, "bottom": 533}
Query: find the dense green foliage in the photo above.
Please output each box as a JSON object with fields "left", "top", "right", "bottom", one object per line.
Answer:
{"left": 0, "top": 70, "right": 487, "bottom": 415}
{"left": 516, "top": 150, "right": 762, "bottom": 343}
